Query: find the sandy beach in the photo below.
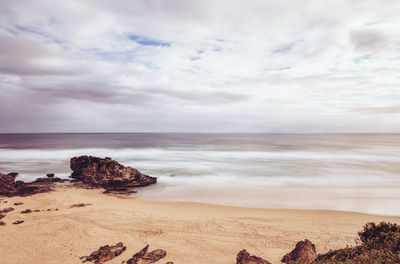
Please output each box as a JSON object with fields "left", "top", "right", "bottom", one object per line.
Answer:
{"left": 0, "top": 184, "right": 398, "bottom": 264}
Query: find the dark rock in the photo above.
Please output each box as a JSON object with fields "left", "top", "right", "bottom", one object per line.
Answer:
{"left": 81, "top": 242, "right": 126, "bottom": 264}
{"left": 0, "top": 213, "right": 5, "bottom": 219}
{"left": 21, "top": 209, "right": 33, "bottom": 214}
{"left": 0, "top": 207, "right": 14, "bottom": 213}
{"left": 13, "top": 220, "right": 24, "bottom": 225}
{"left": 46, "top": 173, "right": 55, "bottom": 178}
{"left": 0, "top": 221, "right": 5, "bottom": 226}
{"left": 34, "top": 209, "right": 40, "bottom": 212}
{"left": 281, "top": 239, "right": 317, "bottom": 263}
{"left": 70, "top": 203, "right": 91, "bottom": 208}
{"left": 103, "top": 187, "right": 138, "bottom": 195}
{"left": 0, "top": 172, "right": 55, "bottom": 197}
{"left": 70, "top": 156, "right": 157, "bottom": 188}
{"left": 236, "top": 249, "right": 271, "bottom": 264}
{"left": 126, "top": 245, "right": 167, "bottom": 264}
{"left": 7, "top": 172, "right": 18, "bottom": 177}
{"left": 14, "top": 202, "right": 23, "bottom": 206}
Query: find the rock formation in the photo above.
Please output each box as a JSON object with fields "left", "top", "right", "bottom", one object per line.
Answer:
{"left": 126, "top": 245, "right": 167, "bottom": 264}
{"left": 236, "top": 249, "right": 271, "bottom": 264}
{"left": 70, "top": 156, "right": 157, "bottom": 188}
{"left": 0, "top": 172, "right": 64, "bottom": 197}
{"left": 81, "top": 242, "right": 126, "bottom": 264}
{"left": 281, "top": 239, "right": 317, "bottom": 263}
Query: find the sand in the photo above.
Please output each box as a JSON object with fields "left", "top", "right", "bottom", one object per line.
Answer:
{"left": 0, "top": 185, "right": 399, "bottom": 264}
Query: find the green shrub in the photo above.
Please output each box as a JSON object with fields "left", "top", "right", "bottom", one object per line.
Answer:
{"left": 312, "top": 222, "right": 400, "bottom": 264}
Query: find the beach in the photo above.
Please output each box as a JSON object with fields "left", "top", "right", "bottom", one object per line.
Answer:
{"left": 1, "top": 184, "right": 399, "bottom": 264}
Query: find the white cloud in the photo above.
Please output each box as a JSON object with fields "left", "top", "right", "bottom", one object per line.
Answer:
{"left": 0, "top": 0, "right": 399, "bottom": 132}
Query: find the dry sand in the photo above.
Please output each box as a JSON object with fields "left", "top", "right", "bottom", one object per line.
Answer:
{"left": 0, "top": 184, "right": 399, "bottom": 264}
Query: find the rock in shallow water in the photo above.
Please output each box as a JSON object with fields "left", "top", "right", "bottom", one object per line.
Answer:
{"left": 70, "top": 156, "right": 157, "bottom": 188}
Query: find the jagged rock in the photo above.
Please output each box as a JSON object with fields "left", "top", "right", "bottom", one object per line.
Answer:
{"left": 14, "top": 202, "right": 23, "bottom": 206}
{"left": 0, "top": 207, "right": 14, "bottom": 213}
{"left": 236, "top": 249, "right": 271, "bottom": 264}
{"left": 12, "top": 220, "right": 24, "bottom": 225}
{"left": 70, "top": 156, "right": 157, "bottom": 188}
{"left": 7, "top": 172, "right": 18, "bottom": 177}
{"left": 0, "top": 172, "right": 57, "bottom": 197}
{"left": 81, "top": 242, "right": 126, "bottom": 264}
{"left": 126, "top": 245, "right": 167, "bottom": 264}
{"left": 21, "top": 209, "right": 33, "bottom": 214}
{"left": 281, "top": 239, "right": 317, "bottom": 263}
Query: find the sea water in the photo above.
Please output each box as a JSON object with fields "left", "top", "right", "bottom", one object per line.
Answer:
{"left": 0, "top": 133, "right": 399, "bottom": 215}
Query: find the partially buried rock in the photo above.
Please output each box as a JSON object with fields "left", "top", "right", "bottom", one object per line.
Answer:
{"left": 281, "top": 239, "right": 317, "bottom": 263}
{"left": 81, "top": 242, "right": 126, "bottom": 264}
{"left": 13, "top": 220, "right": 24, "bottom": 225}
{"left": 21, "top": 209, "right": 32, "bottom": 214}
{"left": 0, "top": 213, "right": 5, "bottom": 219}
{"left": 70, "top": 156, "right": 157, "bottom": 188}
{"left": 126, "top": 245, "right": 167, "bottom": 264}
{"left": 0, "top": 207, "right": 14, "bottom": 213}
{"left": 70, "top": 203, "right": 91, "bottom": 208}
{"left": 14, "top": 202, "right": 23, "bottom": 206}
{"left": 236, "top": 249, "right": 271, "bottom": 264}
{"left": 0, "top": 221, "right": 5, "bottom": 226}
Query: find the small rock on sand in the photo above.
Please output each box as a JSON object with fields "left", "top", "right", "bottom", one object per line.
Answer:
{"left": 81, "top": 242, "right": 126, "bottom": 264}
{"left": 70, "top": 203, "right": 91, "bottom": 208}
{"left": 14, "top": 202, "right": 23, "bottom": 206}
{"left": 125, "top": 245, "right": 167, "bottom": 264}
{"left": 236, "top": 249, "right": 271, "bottom": 264}
{"left": 12, "top": 220, "right": 24, "bottom": 225}
{"left": 0, "top": 207, "right": 14, "bottom": 213}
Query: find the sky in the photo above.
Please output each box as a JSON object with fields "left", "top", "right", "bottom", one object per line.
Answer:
{"left": 0, "top": 0, "right": 399, "bottom": 133}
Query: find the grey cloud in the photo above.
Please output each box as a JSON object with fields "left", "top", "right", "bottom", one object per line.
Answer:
{"left": 0, "top": 34, "right": 87, "bottom": 76}
{"left": 350, "top": 30, "right": 388, "bottom": 51}
{"left": 350, "top": 105, "right": 400, "bottom": 114}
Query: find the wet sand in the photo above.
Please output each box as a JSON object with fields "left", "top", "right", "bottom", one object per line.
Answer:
{"left": 0, "top": 185, "right": 399, "bottom": 264}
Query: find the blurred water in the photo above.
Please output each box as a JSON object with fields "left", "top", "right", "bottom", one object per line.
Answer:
{"left": 0, "top": 133, "right": 399, "bottom": 215}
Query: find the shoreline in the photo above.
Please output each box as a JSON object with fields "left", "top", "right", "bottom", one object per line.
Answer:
{"left": 1, "top": 184, "right": 399, "bottom": 263}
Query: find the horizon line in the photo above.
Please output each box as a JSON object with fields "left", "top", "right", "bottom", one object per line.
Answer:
{"left": 1, "top": 132, "right": 400, "bottom": 135}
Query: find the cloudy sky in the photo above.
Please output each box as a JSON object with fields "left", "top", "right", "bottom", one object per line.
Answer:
{"left": 0, "top": 0, "right": 399, "bottom": 133}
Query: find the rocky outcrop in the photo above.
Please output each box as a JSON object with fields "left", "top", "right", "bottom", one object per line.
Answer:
{"left": 70, "top": 156, "right": 157, "bottom": 188}
{"left": 126, "top": 245, "right": 167, "bottom": 264}
{"left": 0, "top": 172, "right": 65, "bottom": 197}
{"left": 0, "top": 173, "right": 27, "bottom": 197}
{"left": 81, "top": 242, "right": 126, "bottom": 264}
{"left": 236, "top": 249, "right": 271, "bottom": 264}
{"left": 281, "top": 239, "right": 317, "bottom": 263}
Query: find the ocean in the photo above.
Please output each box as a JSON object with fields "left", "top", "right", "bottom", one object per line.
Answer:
{"left": 0, "top": 133, "right": 399, "bottom": 215}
